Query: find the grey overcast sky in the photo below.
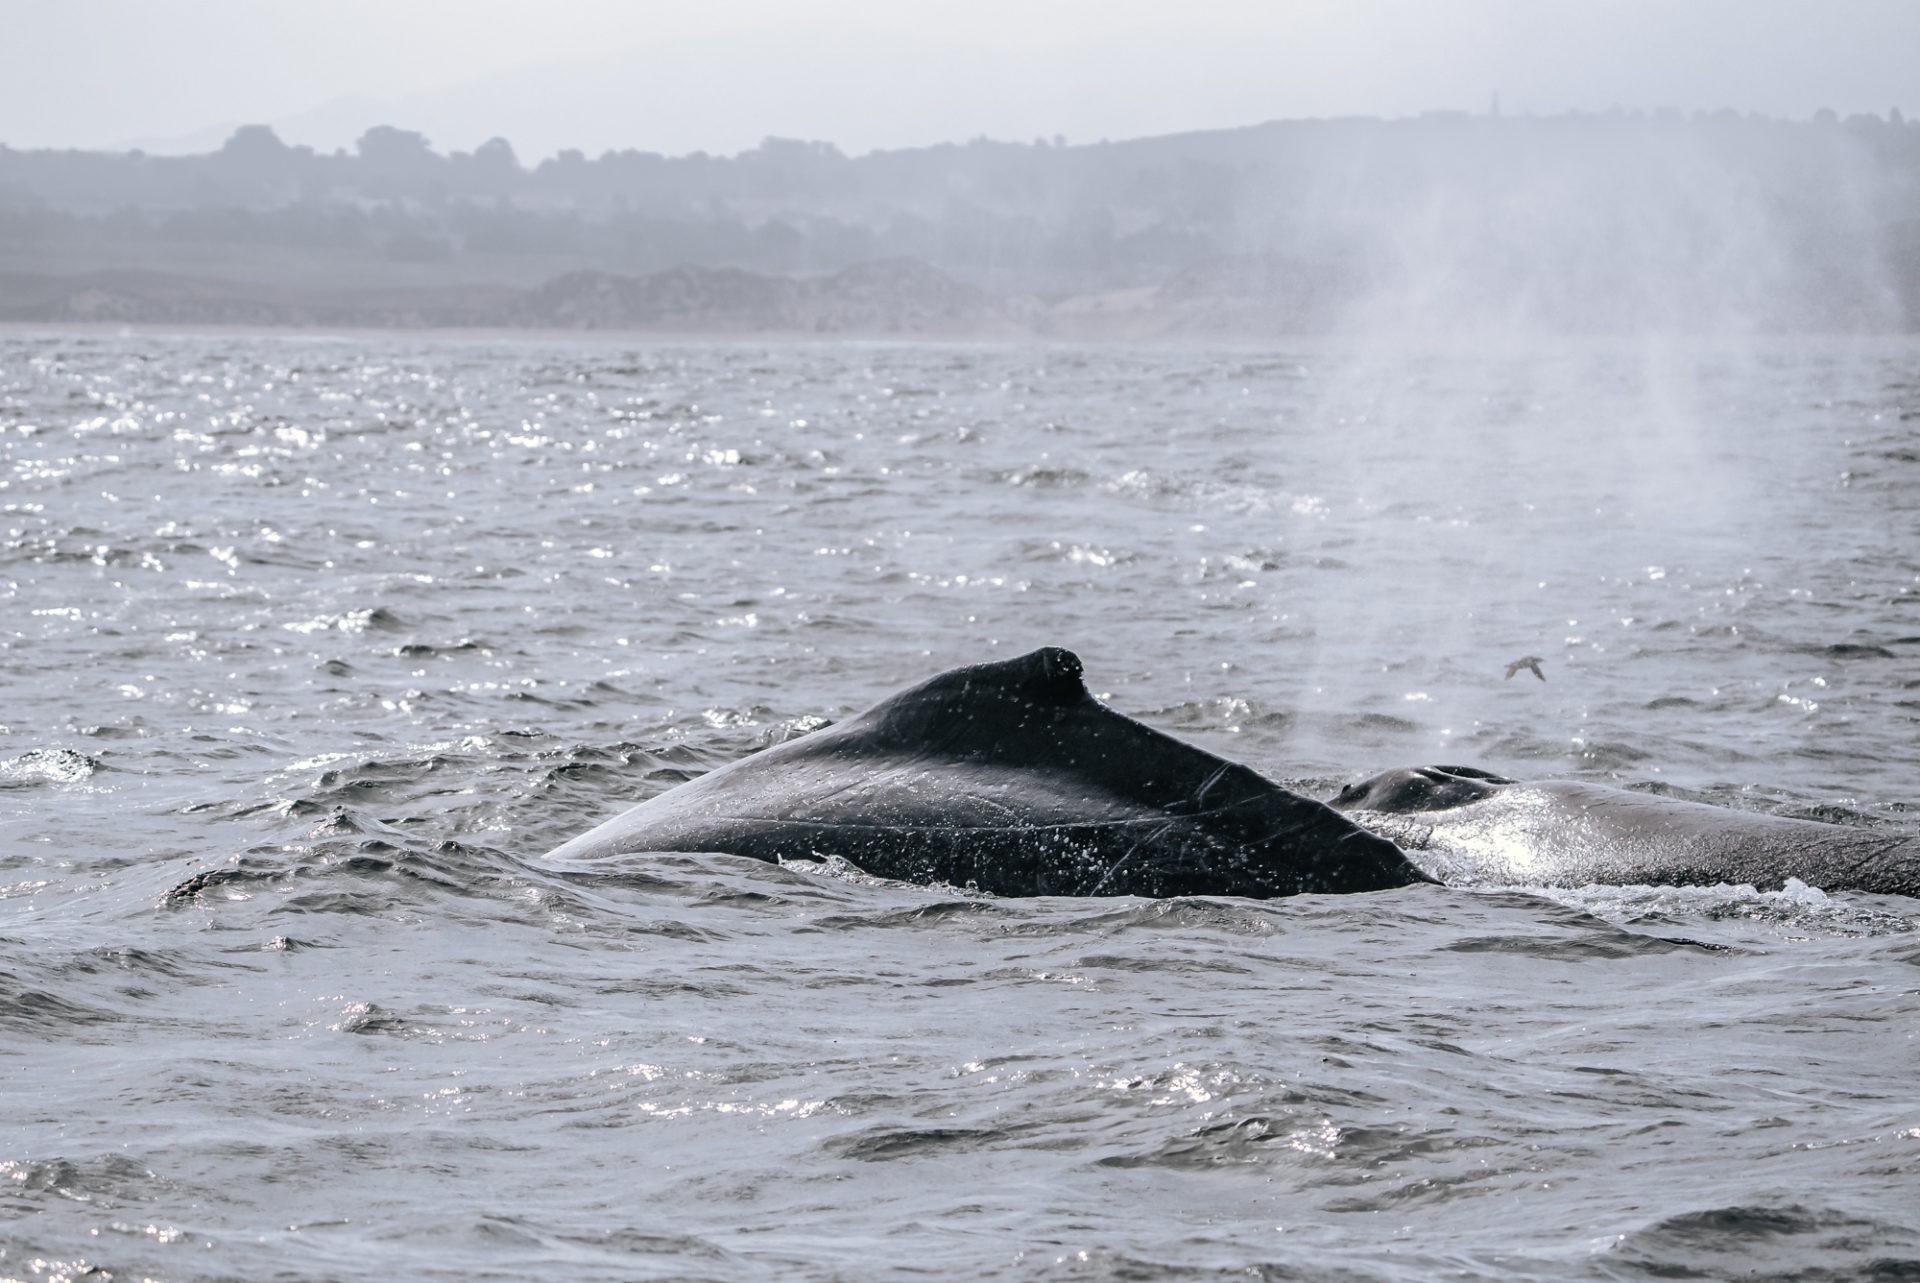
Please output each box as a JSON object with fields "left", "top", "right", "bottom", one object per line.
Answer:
{"left": 2, "top": 0, "right": 1916, "bottom": 159}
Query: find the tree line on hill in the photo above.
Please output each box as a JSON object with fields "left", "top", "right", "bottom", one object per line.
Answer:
{"left": 2, "top": 110, "right": 1916, "bottom": 334}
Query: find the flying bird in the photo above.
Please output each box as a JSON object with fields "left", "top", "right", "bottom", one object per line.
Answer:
{"left": 1505, "top": 656, "right": 1546, "bottom": 682}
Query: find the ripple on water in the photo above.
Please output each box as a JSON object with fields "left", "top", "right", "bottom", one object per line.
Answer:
{"left": 1, "top": 335, "right": 1918, "bottom": 1282}
{"left": 0, "top": 748, "right": 100, "bottom": 787}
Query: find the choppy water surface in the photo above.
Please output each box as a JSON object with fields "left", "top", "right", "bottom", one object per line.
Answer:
{"left": 3, "top": 331, "right": 1917, "bottom": 1281}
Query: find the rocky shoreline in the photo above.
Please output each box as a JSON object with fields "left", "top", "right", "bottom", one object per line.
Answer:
{"left": 7, "top": 252, "right": 1911, "bottom": 339}
{"left": 0, "top": 259, "right": 1058, "bottom": 337}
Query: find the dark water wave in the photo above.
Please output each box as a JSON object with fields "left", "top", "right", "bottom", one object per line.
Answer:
{"left": 3, "top": 333, "right": 1918, "bottom": 1281}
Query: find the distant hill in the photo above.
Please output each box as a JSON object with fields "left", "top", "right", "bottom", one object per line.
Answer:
{"left": 3, "top": 112, "right": 1918, "bottom": 334}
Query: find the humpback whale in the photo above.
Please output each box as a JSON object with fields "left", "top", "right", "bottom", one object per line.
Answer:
{"left": 541, "top": 647, "right": 1425, "bottom": 898}
{"left": 1331, "top": 764, "right": 1920, "bottom": 897}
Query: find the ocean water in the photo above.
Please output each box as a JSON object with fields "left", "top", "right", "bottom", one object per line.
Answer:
{"left": 2, "top": 330, "right": 1918, "bottom": 1282}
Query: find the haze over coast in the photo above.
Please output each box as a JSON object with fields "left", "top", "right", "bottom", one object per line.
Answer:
{"left": 4, "top": 110, "right": 1918, "bottom": 339}
{"left": 4, "top": 0, "right": 1918, "bottom": 338}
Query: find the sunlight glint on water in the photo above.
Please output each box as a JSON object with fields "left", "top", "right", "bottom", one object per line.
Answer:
{"left": 1, "top": 332, "right": 1917, "bottom": 1282}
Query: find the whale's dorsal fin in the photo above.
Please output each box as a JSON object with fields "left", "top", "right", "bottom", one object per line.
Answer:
{"left": 854, "top": 647, "right": 1095, "bottom": 750}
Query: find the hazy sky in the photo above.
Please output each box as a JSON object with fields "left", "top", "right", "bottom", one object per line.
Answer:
{"left": 4, "top": 0, "right": 1916, "bottom": 158}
